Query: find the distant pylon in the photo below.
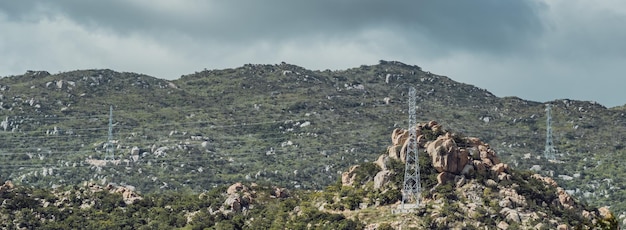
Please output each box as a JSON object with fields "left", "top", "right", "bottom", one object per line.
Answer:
{"left": 544, "top": 104, "right": 556, "bottom": 160}
{"left": 401, "top": 87, "right": 421, "bottom": 209}
{"left": 104, "top": 105, "right": 115, "bottom": 161}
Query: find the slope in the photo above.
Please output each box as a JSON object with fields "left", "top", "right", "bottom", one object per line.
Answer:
{"left": 0, "top": 61, "right": 624, "bottom": 223}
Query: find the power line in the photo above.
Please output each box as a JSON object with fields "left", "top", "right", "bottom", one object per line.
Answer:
{"left": 0, "top": 92, "right": 354, "bottom": 121}
{"left": 0, "top": 141, "right": 373, "bottom": 168}
{"left": 0, "top": 124, "right": 383, "bottom": 155}
{"left": 0, "top": 114, "right": 387, "bottom": 144}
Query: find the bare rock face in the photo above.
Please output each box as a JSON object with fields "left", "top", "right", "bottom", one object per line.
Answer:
{"left": 491, "top": 163, "right": 509, "bottom": 174}
{"left": 84, "top": 182, "right": 142, "bottom": 204}
{"left": 387, "top": 145, "right": 401, "bottom": 160}
{"left": 224, "top": 194, "right": 244, "bottom": 212}
{"left": 497, "top": 221, "right": 509, "bottom": 230}
{"left": 341, "top": 165, "right": 359, "bottom": 186}
{"left": 111, "top": 186, "right": 143, "bottom": 205}
{"left": 391, "top": 128, "right": 408, "bottom": 146}
{"left": 499, "top": 187, "right": 527, "bottom": 208}
{"left": 419, "top": 125, "right": 506, "bottom": 189}
{"left": 532, "top": 174, "right": 558, "bottom": 187}
{"left": 0, "top": 181, "right": 14, "bottom": 192}
{"left": 390, "top": 126, "right": 424, "bottom": 163}
{"left": 599, "top": 206, "right": 613, "bottom": 220}
{"left": 479, "top": 145, "right": 501, "bottom": 166}
{"left": 473, "top": 160, "right": 487, "bottom": 175}
{"left": 385, "top": 121, "right": 510, "bottom": 188}
{"left": 227, "top": 182, "right": 248, "bottom": 195}
{"left": 557, "top": 187, "right": 575, "bottom": 209}
{"left": 437, "top": 172, "right": 456, "bottom": 185}
{"left": 270, "top": 187, "right": 290, "bottom": 198}
{"left": 399, "top": 139, "right": 410, "bottom": 163}
{"left": 427, "top": 133, "right": 464, "bottom": 174}
{"left": 224, "top": 182, "right": 256, "bottom": 212}
{"left": 491, "top": 163, "right": 511, "bottom": 181}
{"left": 500, "top": 207, "right": 522, "bottom": 223}
{"left": 374, "top": 154, "right": 388, "bottom": 171}
{"left": 374, "top": 170, "right": 392, "bottom": 190}
{"left": 418, "top": 122, "right": 504, "bottom": 184}
{"left": 582, "top": 210, "right": 594, "bottom": 220}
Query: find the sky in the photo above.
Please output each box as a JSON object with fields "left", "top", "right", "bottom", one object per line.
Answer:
{"left": 1, "top": 1, "right": 625, "bottom": 107}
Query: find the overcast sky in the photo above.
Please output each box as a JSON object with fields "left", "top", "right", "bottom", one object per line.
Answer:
{"left": 1, "top": 1, "right": 625, "bottom": 107}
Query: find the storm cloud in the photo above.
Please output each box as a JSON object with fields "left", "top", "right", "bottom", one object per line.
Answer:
{"left": 1, "top": 0, "right": 625, "bottom": 107}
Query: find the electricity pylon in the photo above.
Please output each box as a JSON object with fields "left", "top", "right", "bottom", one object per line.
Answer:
{"left": 544, "top": 104, "right": 556, "bottom": 161}
{"left": 401, "top": 86, "right": 421, "bottom": 210}
{"left": 104, "top": 106, "right": 115, "bottom": 161}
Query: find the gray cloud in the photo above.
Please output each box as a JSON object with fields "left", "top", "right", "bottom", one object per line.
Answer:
{"left": 0, "top": 0, "right": 547, "bottom": 53}
{"left": 1, "top": 0, "right": 625, "bottom": 107}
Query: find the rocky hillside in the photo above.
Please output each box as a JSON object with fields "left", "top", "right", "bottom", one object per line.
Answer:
{"left": 0, "top": 179, "right": 364, "bottom": 229}
{"left": 0, "top": 122, "right": 618, "bottom": 229}
{"left": 337, "top": 121, "right": 617, "bottom": 229}
{"left": 0, "top": 61, "right": 625, "bottom": 224}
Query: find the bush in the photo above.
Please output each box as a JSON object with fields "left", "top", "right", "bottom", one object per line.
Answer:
{"left": 353, "top": 162, "right": 381, "bottom": 186}
{"left": 433, "top": 183, "right": 456, "bottom": 200}
{"left": 378, "top": 223, "right": 394, "bottom": 230}
{"left": 377, "top": 188, "right": 401, "bottom": 205}
{"left": 341, "top": 195, "right": 362, "bottom": 210}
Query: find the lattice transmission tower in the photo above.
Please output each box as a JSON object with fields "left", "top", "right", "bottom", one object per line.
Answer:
{"left": 401, "top": 86, "right": 421, "bottom": 210}
{"left": 104, "top": 105, "right": 115, "bottom": 161}
{"left": 544, "top": 104, "right": 556, "bottom": 160}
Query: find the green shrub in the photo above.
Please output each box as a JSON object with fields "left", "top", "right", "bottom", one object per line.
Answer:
{"left": 378, "top": 223, "right": 394, "bottom": 230}
{"left": 377, "top": 188, "right": 401, "bottom": 205}
{"left": 353, "top": 162, "right": 381, "bottom": 186}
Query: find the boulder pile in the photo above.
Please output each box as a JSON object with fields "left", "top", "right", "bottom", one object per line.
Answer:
{"left": 86, "top": 182, "right": 143, "bottom": 204}
{"left": 0, "top": 181, "right": 14, "bottom": 192}
{"left": 220, "top": 182, "right": 290, "bottom": 213}
{"left": 223, "top": 182, "right": 255, "bottom": 212}
{"left": 338, "top": 120, "right": 617, "bottom": 228}
{"left": 386, "top": 120, "right": 510, "bottom": 187}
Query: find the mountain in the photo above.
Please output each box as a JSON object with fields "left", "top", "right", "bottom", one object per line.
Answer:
{"left": 0, "top": 61, "right": 625, "bottom": 225}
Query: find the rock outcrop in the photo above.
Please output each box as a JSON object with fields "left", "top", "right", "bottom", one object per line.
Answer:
{"left": 224, "top": 182, "right": 254, "bottom": 212}
{"left": 386, "top": 121, "right": 510, "bottom": 187}
{"left": 0, "top": 181, "right": 14, "bottom": 192}
{"left": 374, "top": 170, "right": 392, "bottom": 190}
{"left": 270, "top": 186, "right": 290, "bottom": 199}
{"left": 86, "top": 182, "right": 143, "bottom": 204}
{"left": 427, "top": 133, "right": 467, "bottom": 174}
{"left": 221, "top": 182, "right": 289, "bottom": 213}
{"left": 341, "top": 165, "right": 359, "bottom": 186}
{"left": 335, "top": 120, "right": 617, "bottom": 229}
